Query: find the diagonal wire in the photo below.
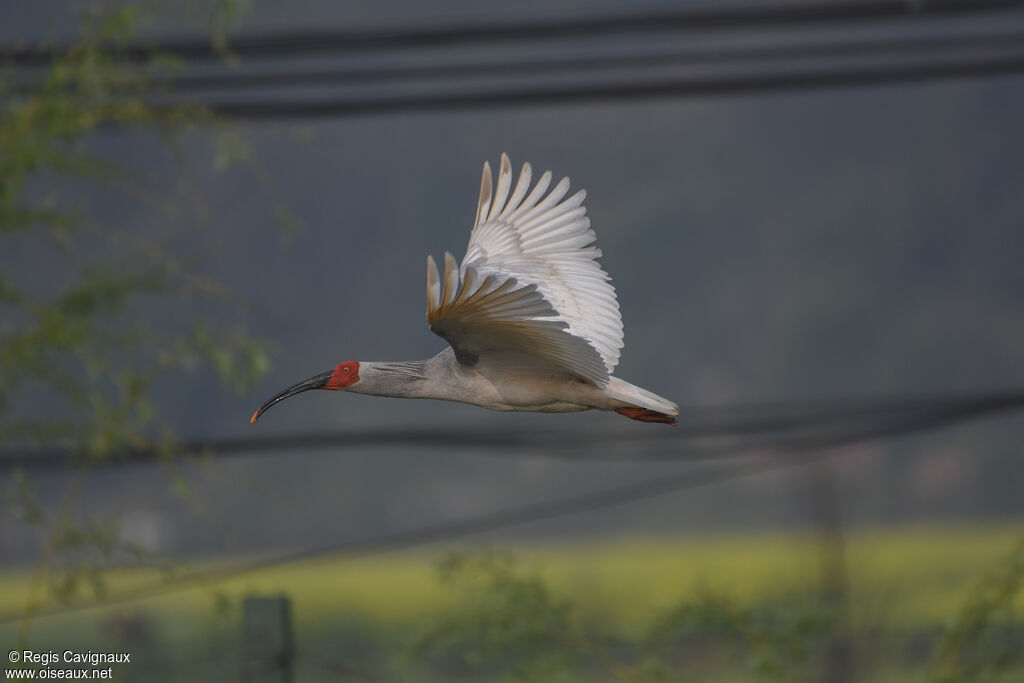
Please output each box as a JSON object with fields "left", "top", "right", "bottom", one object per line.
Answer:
{"left": 157, "top": 33, "right": 1024, "bottom": 93}
{"left": 178, "top": 54, "right": 1024, "bottom": 120}
{"left": 11, "top": 31, "right": 1024, "bottom": 95}
{"left": 0, "top": 397, "right": 1009, "bottom": 625}
{"left": 3, "top": 390, "right": 1022, "bottom": 470}
{"left": 4, "top": 0, "right": 1020, "bottom": 66}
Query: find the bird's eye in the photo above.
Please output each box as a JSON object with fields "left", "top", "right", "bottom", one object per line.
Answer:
{"left": 343, "top": 367, "right": 349, "bottom": 373}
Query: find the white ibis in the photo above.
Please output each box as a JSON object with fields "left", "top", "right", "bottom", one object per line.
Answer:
{"left": 251, "top": 155, "right": 678, "bottom": 425}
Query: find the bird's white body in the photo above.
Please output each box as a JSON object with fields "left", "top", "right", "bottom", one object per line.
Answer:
{"left": 350, "top": 348, "right": 673, "bottom": 415}
{"left": 251, "top": 154, "right": 678, "bottom": 425}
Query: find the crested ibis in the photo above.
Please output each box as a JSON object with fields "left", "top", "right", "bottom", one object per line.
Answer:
{"left": 251, "top": 155, "right": 679, "bottom": 425}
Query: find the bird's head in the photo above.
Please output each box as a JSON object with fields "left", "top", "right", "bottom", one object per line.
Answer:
{"left": 249, "top": 361, "right": 360, "bottom": 424}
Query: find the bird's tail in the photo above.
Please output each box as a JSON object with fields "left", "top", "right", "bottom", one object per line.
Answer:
{"left": 604, "top": 377, "right": 679, "bottom": 416}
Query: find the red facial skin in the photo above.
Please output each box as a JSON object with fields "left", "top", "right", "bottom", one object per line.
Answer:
{"left": 326, "top": 361, "right": 360, "bottom": 389}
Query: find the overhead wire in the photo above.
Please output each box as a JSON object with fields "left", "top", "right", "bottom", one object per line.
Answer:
{"left": 3, "top": 0, "right": 1019, "bottom": 66}
{"left": 0, "top": 394, "right": 1002, "bottom": 625}
{"left": 10, "top": 31, "right": 1024, "bottom": 95}
{"left": 177, "top": 54, "right": 1024, "bottom": 120}
{"left": 4, "top": 3, "right": 1022, "bottom": 119}
{"left": 3, "top": 390, "right": 1023, "bottom": 470}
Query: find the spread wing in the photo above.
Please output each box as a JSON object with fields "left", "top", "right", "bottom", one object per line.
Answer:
{"left": 425, "top": 154, "right": 623, "bottom": 385}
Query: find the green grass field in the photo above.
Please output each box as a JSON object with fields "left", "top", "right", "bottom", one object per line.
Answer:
{"left": 3, "top": 523, "right": 1023, "bottom": 681}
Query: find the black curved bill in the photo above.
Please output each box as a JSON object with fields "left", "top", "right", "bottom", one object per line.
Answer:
{"left": 250, "top": 370, "right": 333, "bottom": 424}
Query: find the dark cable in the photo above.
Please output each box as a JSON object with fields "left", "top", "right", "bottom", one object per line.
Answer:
{"left": 75, "top": 32, "right": 1024, "bottom": 94}
{"left": 0, "top": 396, "right": 1010, "bottom": 625}
{"left": 3, "top": 0, "right": 1020, "bottom": 66}
{"left": 4, "top": 391, "right": 1023, "bottom": 470}
{"left": 175, "top": 55, "right": 1024, "bottom": 120}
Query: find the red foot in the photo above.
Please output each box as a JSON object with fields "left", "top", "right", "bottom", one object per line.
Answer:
{"left": 615, "top": 407, "right": 677, "bottom": 425}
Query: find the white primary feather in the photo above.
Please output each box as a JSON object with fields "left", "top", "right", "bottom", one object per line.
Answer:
{"left": 426, "top": 154, "right": 624, "bottom": 386}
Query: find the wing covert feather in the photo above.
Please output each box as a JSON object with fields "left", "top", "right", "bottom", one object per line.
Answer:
{"left": 425, "top": 154, "right": 624, "bottom": 384}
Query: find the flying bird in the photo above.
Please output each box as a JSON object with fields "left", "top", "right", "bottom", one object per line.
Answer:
{"left": 251, "top": 155, "right": 678, "bottom": 425}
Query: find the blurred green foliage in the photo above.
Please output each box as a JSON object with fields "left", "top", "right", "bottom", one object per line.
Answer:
{"left": 645, "top": 590, "right": 830, "bottom": 682}
{"left": 0, "top": 529, "right": 1020, "bottom": 681}
{"left": 933, "top": 537, "right": 1024, "bottom": 683}
{"left": 0, "top": 1, "right": 272, "bottom": 636}
{"left": 411, "top": 551, "right": 576, "bottom": 680}
{"left": 408, "top": 549, "right": 835, "bottom": 682}
{"left": 406, "top": 540, "right": 1023, "bottom": 683}
{"left": 0, "top": 7, "right": 266, "bottom": 457}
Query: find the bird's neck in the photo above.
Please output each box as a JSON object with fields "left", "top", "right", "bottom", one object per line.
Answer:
{"left": 350, "top": 359, "right": 432, "bottom": 399}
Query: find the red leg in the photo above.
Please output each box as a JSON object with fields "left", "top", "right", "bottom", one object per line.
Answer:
{"left": 615, "top": 407, "right": 677, "bottom": 425}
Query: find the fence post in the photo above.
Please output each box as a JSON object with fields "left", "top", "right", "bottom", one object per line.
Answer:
{"left": 807, "top": 459, "right": 853, "bottom": 683}
{"left": 241, "top": 594, "right": 294, "bottom": 683}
